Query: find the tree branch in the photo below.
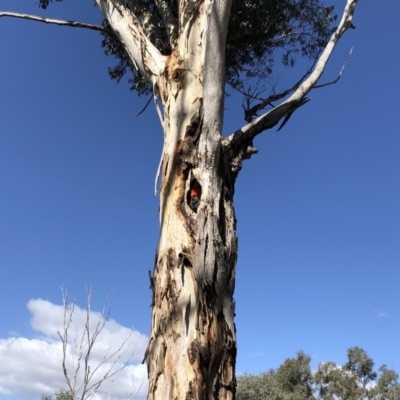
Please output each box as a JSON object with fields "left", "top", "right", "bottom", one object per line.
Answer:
{"left": 313, "top": 47, "right": 353, "bottom": 89}
{"left": 58, "top": 287, "right": 135, "bottom": 400}
{"left": 136, "top": 94, "right": 153, "bottom": 117}
{"left": 95, "top": 0, "right": 166, "bottom": 82}
{"left": 154, "top": 0, "right": 178, "bottom": 46}
{"left": 125, "top": 0, "right": 170, "bottom": 53}
{"left": 242, "top": 63, "right": 316, "bottom": 123}
{"left": 202, "top": 0, "right": 232, "bottom": 143}
{"left": 223, "top": 0, "right": 358, "bottom": 157}
{"left": 0, "top": 11, "right": 114, "bottom": 34}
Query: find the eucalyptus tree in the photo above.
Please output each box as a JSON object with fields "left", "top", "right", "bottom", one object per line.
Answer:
{"left": 238, "top": 347, "right": 400, "bottom": 400}
{"left": 314, "top": 347, "right": 400, "bottom": 400}
{"left": 236, "top": 351, "right": 315, "bottom": 400}
{"left": 1, "top": 0, "right": 359, "bottom": 399}
{"left": 314, "top": 346, "right": 379, "bottom": 400}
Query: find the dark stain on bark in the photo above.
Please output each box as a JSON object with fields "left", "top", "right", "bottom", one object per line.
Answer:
{"left": 167, "top": 277, "right": 178, "bottom": 305}
{"left": 199, "top": 343, "right": 210, "bottom": 377}
{"left": 178, "top": 249, "right": 193, "bottom": 268}
{"left": 185, "top": 381, "right": 196, "bottom": 400}
{"left": 173, "top": 165, "right": 197, "bottom": 249}
{"left": 151, "top": 340, "right": 167, "bottom": 394}
{"left": 185, "top": 298, "right": 191, "bottom": 336}
{"left": 164, "top": 50, "right": 182, "bottom": 81}
{"left": 185, "top": 101, "right": 202, "bottom": 138}
{"left": 166, "top": 248, "right": 175, "bottom": 269}
{"left": 181, "top": 263, "right": 185, "bottom": 285}
{"left": 148, "top": 270, "right": 155, "bottom": 307}
{"left": 188, "top": 340, "right": 198, "bottom": 365}
{"left": 171, "top": 68, "right": 185, "bottom": 82}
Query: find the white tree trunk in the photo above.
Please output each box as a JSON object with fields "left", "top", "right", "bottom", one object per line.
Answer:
{"left": 143, "top": 2, "right": 237, "bottom": 398}
{"left": 146, "top": 114, "right": 238, "bottom": 399}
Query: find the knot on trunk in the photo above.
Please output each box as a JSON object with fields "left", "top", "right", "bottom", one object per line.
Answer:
{"left": 171, "top": 68, "right": 185, "bottom": 82}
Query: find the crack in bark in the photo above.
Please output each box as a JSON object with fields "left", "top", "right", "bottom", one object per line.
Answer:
{"left": 184, "top": 297, "right": 191, "bottom": 336}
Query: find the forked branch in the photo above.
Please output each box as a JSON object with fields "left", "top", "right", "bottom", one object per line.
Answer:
{"left": 242, "top": 64, "right": 316, "bottom": 123}
{"left": 313, "top": 47, "right": 353, "bottom": 89}
{"left": 57, "top": 286, "right": 135, "bottom": 400}
{"left": 224, "top": 0, "right": 358, "bottom": 155}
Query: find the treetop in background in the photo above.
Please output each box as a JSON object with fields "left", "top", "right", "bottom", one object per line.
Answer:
{"left": 237, "top": 347, "right": 400, "bottom": 400}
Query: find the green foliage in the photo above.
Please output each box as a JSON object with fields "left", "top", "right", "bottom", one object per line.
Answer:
{"left": 344, "top": 346, "right": 378, "bottom": 388}
{"left": 102, "top": 0, "right": 336, "bottom": 94}
{"left": 42, "top": 389, "right": 76, "bottom": 400}
{"left": 38, "top": 0, "right": 336, "bottom": 95}
{"left": 236, "top": 371, "right": 277, "bottom": 400}
{"left": 274, "top": 351, "right": 314, "bottom": 399}
{"left": 38, "top": 0, "right": 63, "bottom": 10}
{"left": 237, "top": 348, "right": 400, "bottom": 400}
{"left": 226, "top": 0, "right": 336, "bottom": 89}
{"left": 314, "top": 347, "right": 379, "bottom": 400}
{"left": 314, "top": 361, "right": 364, "bottom": 400}
{"left": 237, "top": 351, "right": 314, "bottom": 400}
{"left": 371, "top": 365, "right": 400, "bottom": 400}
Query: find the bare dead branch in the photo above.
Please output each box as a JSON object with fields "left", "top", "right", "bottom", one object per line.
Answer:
{"left": 59, "top": 287, "right": 77, "bottom": 395}
{"left": 223, "top": 0, "right": 358, "bottom": 159}
{"left": 84, "top": 331, "right": 134, "bottom": 397}
{"left": 136, "top": 94, "right": 154, "bottom": 117}
{"left": 0, "top": 11, "right": 113, "bottom": 35}
{"left": 237, "top": 85, "right": 269, "bottom": 104}
{"left": 58, "top": 286, "right": 135, "bottom": 400}
{"left": 313, "top": 47, "right": 354, "bottom": 89}
{"left": 241, "top": 63, "right": 316, "bottom": 123}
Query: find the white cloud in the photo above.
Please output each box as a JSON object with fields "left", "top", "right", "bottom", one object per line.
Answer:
{"left": 373, "top": 309, "right": 388, "bottom": 319}
{"left": 0, "top": 299, "right": 148, "bottom": 400}
{"left": 247, "top": 351, "right": 265, "bottom": 358}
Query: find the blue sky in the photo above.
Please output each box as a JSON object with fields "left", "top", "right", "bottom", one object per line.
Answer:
{"left": 1, "top": 0, "right": 399, "bottom": 398}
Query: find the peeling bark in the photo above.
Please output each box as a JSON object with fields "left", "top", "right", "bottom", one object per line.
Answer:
{"left": 144, "top": 3, "right": 237, "bottom": 398}
{"left": 146, "top": 112, "right": 238, "bottom": 399}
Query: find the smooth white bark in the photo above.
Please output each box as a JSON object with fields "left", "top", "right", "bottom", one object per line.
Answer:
{"left": 95, "top": 0, "right": 166, "bottom": 82}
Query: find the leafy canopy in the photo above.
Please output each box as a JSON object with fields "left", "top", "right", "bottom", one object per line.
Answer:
{"left": 39, "top": 0, "right": 337, "bottom": 95}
